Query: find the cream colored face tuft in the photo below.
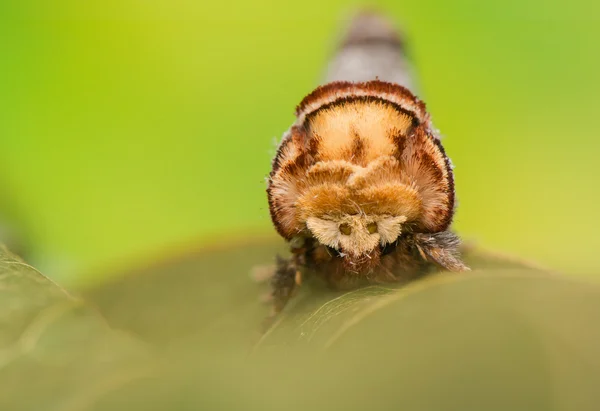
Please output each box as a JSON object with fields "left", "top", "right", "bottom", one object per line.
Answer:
{"left": 306, "top": 214, "right": 407, "bottom": 256}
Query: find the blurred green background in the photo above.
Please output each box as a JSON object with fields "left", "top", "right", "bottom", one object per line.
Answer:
{"left": 0, "top": 0, "right": 599, "bottom": 285}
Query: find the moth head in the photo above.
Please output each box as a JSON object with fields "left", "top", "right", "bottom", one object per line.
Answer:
{"left": 306, "top": 214, "right": 407, "bottom": 271}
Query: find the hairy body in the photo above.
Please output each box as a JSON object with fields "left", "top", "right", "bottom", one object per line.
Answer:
{"left": 264, "top": 12, "right": 469, "bottom": 313}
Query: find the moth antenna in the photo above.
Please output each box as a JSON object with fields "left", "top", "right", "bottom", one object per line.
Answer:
{"left": 324, "top": 8, "right": 417, "bottom": 92}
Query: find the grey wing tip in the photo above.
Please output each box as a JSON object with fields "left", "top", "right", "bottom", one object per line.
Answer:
{"left": 340, "top": 8, "right": 404, "bottom": 49}
{"left": 324, "top": 8, "right": 416, "bottom": 91}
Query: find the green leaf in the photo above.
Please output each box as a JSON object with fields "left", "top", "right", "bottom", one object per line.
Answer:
{"left": 2, "top": 240, "right": 600, "bottom": 410}
{"left": 0, "top": 246, "right": 153, "bottom": 411}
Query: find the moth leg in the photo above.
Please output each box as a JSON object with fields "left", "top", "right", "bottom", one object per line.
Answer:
{"left": 270, "top": 255, "right": 302, "bottom": 314}
{"left": 414, "top": 231, "right": 470, "bottom": 272}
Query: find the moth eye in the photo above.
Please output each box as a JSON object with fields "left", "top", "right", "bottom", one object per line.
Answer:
{"left": 367, "top": 222, "right": 378, "bottom": 234}
{"left": 339, "top": 223, "right": 352, "bottom": 235}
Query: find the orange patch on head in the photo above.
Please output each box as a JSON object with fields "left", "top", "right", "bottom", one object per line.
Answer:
{"left": 307, "top": 100, "right": 414, "bottom": 165}
{"left": 296, "top": 183, "right": 353, "bottom": 222}
{"left": 354, "top": 183, "right": 422, "bottom": 219}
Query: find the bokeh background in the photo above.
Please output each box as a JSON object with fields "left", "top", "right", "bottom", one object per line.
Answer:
{"left": 1, "top": 0, "right": 599, "bottom": 285}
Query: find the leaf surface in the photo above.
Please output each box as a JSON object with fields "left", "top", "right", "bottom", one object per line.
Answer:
{"left": 2, "top": 241, "right": 600, "bottom": 410}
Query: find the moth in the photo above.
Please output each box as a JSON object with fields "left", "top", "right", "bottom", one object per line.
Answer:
{"left": 265, "top": 11, "right": 469, "bottom": 313}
